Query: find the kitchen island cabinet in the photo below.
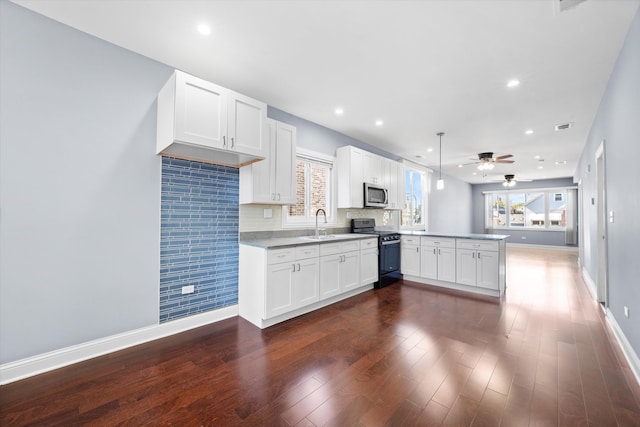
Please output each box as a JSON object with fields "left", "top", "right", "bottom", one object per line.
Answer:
{"left": 400, "top": 232, "right": 508, "bottom": 298}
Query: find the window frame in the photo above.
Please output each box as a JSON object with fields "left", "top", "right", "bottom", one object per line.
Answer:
{"left": 281, "top": 148, "right": 336, "bottom": 228}
{"left": 484, "top": 187, "right": 575, "bottom": 231}
{"left": 401, "top": 163, "right": 429, "bottom": 231}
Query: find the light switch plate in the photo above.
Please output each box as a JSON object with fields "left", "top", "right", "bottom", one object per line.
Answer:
{"left": 182, "top": 285, "right": 195, "bottom": 294}
{"left": 263, "top": 208, "right": 273, "bottom": 219}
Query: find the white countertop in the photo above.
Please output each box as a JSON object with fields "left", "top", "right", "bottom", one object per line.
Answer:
{"left": 240, "top": 233, "right": 377, "bottom": 249}
{"left": 400, "top": 231, "right": 509, "bottom": 241}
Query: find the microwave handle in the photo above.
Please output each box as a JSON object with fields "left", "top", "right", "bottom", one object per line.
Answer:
{"left": 384, "top": 188, "right": 389, "bottom": 204}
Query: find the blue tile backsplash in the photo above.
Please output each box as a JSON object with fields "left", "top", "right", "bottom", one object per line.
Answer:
{"left": 160, "top": 157, "right": 239, "bottom": 323}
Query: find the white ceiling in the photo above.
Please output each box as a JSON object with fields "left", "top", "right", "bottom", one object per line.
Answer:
{"left": 12, "top": 0, "right": 639, "bottom": 183}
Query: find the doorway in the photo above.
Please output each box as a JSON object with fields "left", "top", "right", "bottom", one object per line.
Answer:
{"left": 595, "top": 141, "right": 608, "bottom": 307}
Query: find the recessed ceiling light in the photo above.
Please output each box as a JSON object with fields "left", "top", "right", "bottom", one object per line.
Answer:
{"left": 555, "top": 160, "right": 567, "bottom": 165}
{"left": 538, "top": 166, "right": 544, "bottom": 169}
{"left": 472, "top": 172, "right": 477, "bottom": 176}
{"left": 375, "top": 120, "right": 383, "bottom": 126}
{"left": 427, "top": 148, "right": 433, "bottom": 153}
{"left": 197, "top": 24, "right": 211, "bottom": 35}
{"left": 457, "top": 164, "right": 463, "bottom": 168}
{"left": 525, "top": 129, "right": 534, "bottom": 135}
{"left": 534, "top": 155, "right": 541, "bottom": 159}
{"left": 507, "top": 79, "right": 520, "bottom": 88}
{"left": 335, "top": 108, "right": 344, "bottom": 115}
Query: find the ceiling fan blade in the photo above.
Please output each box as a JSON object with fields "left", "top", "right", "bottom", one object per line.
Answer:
{"left": 494, "top": 154, "right": 513, "bottom": 160}
{"left": 495, "top": 159, "right": 515, "bottom": 163}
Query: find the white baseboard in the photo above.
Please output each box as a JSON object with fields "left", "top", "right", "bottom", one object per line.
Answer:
{"left": 581, "top": 266, "right": 597, "bottom": 300}
{"left": 0, "top": 305, "right": 238, "bottom": 385}
{"left": 506, "top": 242, "right": 579, "bottom": 251}
{"left": 606, "top": 308, "right": 640, "bottom": 387}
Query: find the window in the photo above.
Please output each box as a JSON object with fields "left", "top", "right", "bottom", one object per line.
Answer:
{"left": 282, "top": 150, "right": 334, "bottom": 226}
{"left": 402, "top": 167, "right": 426, "bottom": 229}
{"left": 487, "top": 189, "right": 568, "bottom": 230}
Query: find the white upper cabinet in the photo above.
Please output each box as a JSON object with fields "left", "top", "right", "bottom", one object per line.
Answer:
{"left": 157, "top": 70, "right": 267, "bottom": 167}
{"left": 336, "top": 145, "right": 404, "bottom": 209}
{"left": 240, "top": 119, "right": 296, "bottom": 204}
{"left": 384, "top": 159, "right": 405, "bottom": 210}
{"left": 363, "top": 151, "right": 384, "bottom": 185}
{"left": 336, "top": 146, "right": 364, "bottom": 209}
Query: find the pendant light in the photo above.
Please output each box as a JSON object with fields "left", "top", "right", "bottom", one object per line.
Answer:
{"left": 436, "top": 132, "right": 444, "bottom": 190}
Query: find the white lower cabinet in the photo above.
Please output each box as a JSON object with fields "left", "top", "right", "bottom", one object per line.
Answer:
{"left": 319, "top": 240, "right": 361, "bottom": 299}
{"left": 420, "top": 237, "right": 456, "bottom": 282}
{"left": 360, "top": 238, "right": 379, "bottom": 286}
{"left": 265, "top": 245, "right": 319, "bottom": 319}
{"left": 455, "top": 240, "right": 499, "bottom": 290}
{"left": 399, "top": 234, "right": 506, "bottom": 298}
{"left": 240, "top": 238, "right": 378, "bottom": 329}
{"left": 400, "top": 236, "right": 421, "bottom": 276}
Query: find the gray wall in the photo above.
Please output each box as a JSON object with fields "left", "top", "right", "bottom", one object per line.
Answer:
{"left": 471, "top": 178, "right": 575, "bottom": 246}
{"left": 429, "top": 173, "right": 473, "bottom": 234}
{"left": 0, "top": 1, "right": 172, "bottom": 363}
{"left": 268, "top": 106, "right": 401, "bottom": 160}
{"left": 574, "top": 9, "right": 640, "bottom": 358}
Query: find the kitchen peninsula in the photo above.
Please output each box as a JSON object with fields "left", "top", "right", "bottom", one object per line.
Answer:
{"left": 400, "top": 232, "right": 508, "bottom": 298}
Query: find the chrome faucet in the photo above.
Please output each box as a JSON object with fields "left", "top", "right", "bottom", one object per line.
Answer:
{"left": 315, "top": 208, "right": 327, "bottom": 237}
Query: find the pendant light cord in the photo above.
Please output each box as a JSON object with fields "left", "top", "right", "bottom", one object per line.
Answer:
{"left": 437, "top": 132, "right": 444, "bottom": 179}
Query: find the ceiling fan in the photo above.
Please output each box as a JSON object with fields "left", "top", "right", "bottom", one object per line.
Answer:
{"left": 466, "top": 152, "right": 515, "bottom": 171}
{"left": 493, "top": 174, "right": 532, "bottom": 187}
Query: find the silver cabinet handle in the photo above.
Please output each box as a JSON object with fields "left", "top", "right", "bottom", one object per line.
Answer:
{"left": 472, "top": 252, "right": 475, "bottom": 259}
{"left": 231, "top": 137, "right": 235, "bottom": 148}
{"left": 292, "top": 264, "right": 296, "bottom": 272}
{"left": 478, "top": 252, "right": 481, "bottom": 258}
{"left": 433, "top": 248, "right": 436, "bottom": 254}
{"left": 223, "top": 136, "right": 226, "bottom": 147}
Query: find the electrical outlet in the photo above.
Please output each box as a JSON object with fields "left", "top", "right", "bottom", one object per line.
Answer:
{"left": 521, "top": 236, "right": 527, "bottom": 240}
{"left": 182, "top": 285, "right": 195, "bottom": 295}
{"left": 624, "top": 306, "right": 629, "bottom": 318}
{"left": 609, "top": 210, "right": 614, "bottom": 223}
{"left": 263, "top": 208, "right": 272, "bottom": 219}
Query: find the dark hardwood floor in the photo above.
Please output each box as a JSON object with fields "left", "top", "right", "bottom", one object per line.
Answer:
{"left": 2, "top": 246, "right": 640, "bottom": 426}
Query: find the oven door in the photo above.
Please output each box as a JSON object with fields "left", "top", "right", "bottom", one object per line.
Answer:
{"left": 380, "top": 240, "right": 400, "bottom": 274}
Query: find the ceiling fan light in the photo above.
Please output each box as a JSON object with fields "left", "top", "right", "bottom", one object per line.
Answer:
{"left": 478, "top": 163, "right": 495, "bottom": 171}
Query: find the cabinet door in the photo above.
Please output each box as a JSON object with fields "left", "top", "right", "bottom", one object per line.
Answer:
{"left": 385, "top": 160, "right": 398, "bottom": 209}
{"left": 360, "top": 247, "right": 379, "bottom": 285}
{"left": 420, "top": 245, "right": 438, "bottom": 280}
{"left": 319, "top": 255, "right": 342, "bottom": 300}
{"left": 401, "top": 244, "right": 420, "bottom": 276}
{"left": 174, "top": 71, "right": 227, "bottom": 149}
{"left": 274, "top": 122, "right": 296, "bottom": 204}
{"left": 456, "top": 249, "right": 477, "bottom": 286}
{"left": 341, "top": 251, "right": 361, "bottom": 291}
{"left": 265, "top": 262, "right": 295, "bottom": 318}
{"left": 363, "top": 152, "right": 383, "bottom": 184}
{"left": 294, "top": 258, "right": 319, "bottom": 308}
{"left": 396, "top": 163, "right": 406, "bottom": 210}
{"left": 227, "top": 91, "right": 267, "bottom": 158}
{"left": 477, "top": 250, "right": 499, "bottom": 290}
{"left": 438, "top": 247, "right": 457, "bottom": 283}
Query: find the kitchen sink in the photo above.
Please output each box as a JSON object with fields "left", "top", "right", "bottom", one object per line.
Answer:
{"left": 300, "top": 235, "right": 337, "bottom": 240}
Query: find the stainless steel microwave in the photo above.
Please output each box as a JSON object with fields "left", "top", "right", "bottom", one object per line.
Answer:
{"left": 363, "top": 183, "right": 388, "bottom": 208}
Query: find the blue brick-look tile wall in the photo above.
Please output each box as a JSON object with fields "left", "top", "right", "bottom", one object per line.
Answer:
{"left": 160, "top": 157, "right": 239, "bottom": 323}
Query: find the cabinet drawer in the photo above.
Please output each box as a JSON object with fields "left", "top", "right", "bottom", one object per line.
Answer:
{"left": 320, "top": 240, "right": 361, "bottom": 256}
{"left": 421, "top": 237, "right": 456, "bottom": 248}
{"left": 360, "top": 238, "right": 378, "bottom": 250}
{"left": 296, "top": 244, "right": 319, "bottom": 260}
{"left": 457, "top": 239, "right": 499, "bottom": 252}
{"left": 319, "top": 242, "right": 340, "bottom": 256}
{"left": 401, "top": 236, "right": 420, "bottom": 245}
{"left": 267, "top": 248, "right": 295, "bottom": 264}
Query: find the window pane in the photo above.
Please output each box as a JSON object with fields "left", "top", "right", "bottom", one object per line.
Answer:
{"left": 549, "top": 191, "right": 566, "bottom": 228}
{"left": 412, "top": 172, "right": 422, "bottom": 225}
{"left": 524, "top": 192, "right": 545, "bottom": 228}
{"left": 509, "top": 193, "right": 525, "bottom": 227}
{"left": 310, "top": 163, "right": 328, "bottom": 214}
{"left": 492, "top": 194, "right": 507, "bottom": 227}
{"left": 288, "top": 161, "right": 306, "bottom": 217}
